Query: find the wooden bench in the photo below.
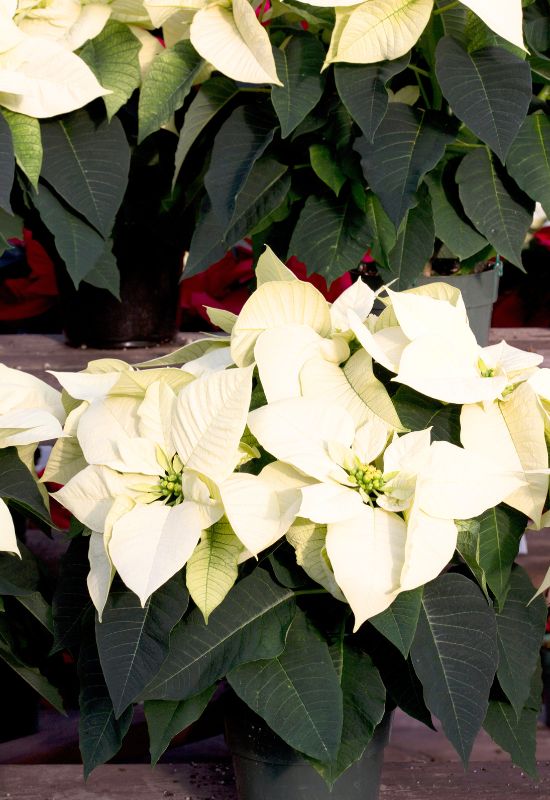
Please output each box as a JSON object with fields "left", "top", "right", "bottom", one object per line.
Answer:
{"left": 0, "top": 328, "right": 549, "bottom": 386}
{"left": 1, "top": 762, "right": 550, "bottom": 799}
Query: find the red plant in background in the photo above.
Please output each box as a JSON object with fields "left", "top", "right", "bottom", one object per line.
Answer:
{"left": 179, "top": 247, "right": 353, "bottom": 330}
{"left": 534, "top": 227, "right": 550, "bottom": 249}
{"left": 0, "top": 230, "right": 58, "bottom": 321}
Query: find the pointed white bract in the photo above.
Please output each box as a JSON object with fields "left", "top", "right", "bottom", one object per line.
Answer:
{"left": 0, "top": 364, "right": 65, "bottom": 555}
{"left": 45, "top": 258, "right": 549, "bottom": 630}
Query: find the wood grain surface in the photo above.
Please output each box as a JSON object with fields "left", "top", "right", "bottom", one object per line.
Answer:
{"left": 2, "top": 762, "right": 550, "bottom": 799}
{"left": 0, "top": 328, "right": 548, "bottom": 389}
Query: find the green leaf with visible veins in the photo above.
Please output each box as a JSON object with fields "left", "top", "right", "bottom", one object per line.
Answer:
{"left": 2, "top": 110, "right": 42, "bottom": 189}
{"left": 80, "top": 21, "right": 141, "bottom": 121}
{"left": 271, "top": 34, "right": 325, "bottom": 138}
{"left": 411, "top": 573, "right": 498, "bottom": 764}
{"left": 507, "top": 113, "right": 550, "bottom": 215}
{"left": 145, "top": 686, "right": 216, "bottom": 765}
{"left": 138, "top": 41, "right": 204, "bottom": 143}
{"left": 309, "top": 643, "right": 386, "bottom": 785}
{"left": 334, "top": 54, "right": 410, "bottom": 143}
{"left": 173, "top": 76, "right": 240, "bottom": 187}
{"left": 288, "top": 195, "right": 372, "bottom": 282}
{"left": 186, "top": 519, "right": 243, "bottom": 622}
{"left": 355, "top": 104, "right": 457, "bottom": 227}
{"left": 435, "top": 38, "right": 531, "bottom": 162}
{"left": 96, "top": 574, "right": 189, "bottom": 717}
{"left": 456, "top": 148, "right": 533, "bottom": 269}
{"left": 228, "top": 611, "right": 343, "bottom": 763}
{"left": 381, "top": 188, "right": 435, "bottom": 289}
{"left": 370, "top": 588, "right": 423, "bottom": 658}
{"left": 142, "top": 569, "right": 296, "bottom": 702}
{"left": 0, "top": 112, "right": 14, "bottom": 213}
{"left": 494, "top": 566, "right": 547, "bottom": 718}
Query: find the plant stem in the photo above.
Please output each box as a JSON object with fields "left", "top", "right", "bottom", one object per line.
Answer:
{"left": 433, "top": 0, "right": 460, "bottom": 15}
{"left": 294, "top": 589, "right": 330, "bottom": 597}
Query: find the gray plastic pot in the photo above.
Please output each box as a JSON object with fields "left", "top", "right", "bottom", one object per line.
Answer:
{"left": 414, "top": 266, "right": 501, "bottom": 346}
{"left": 225, "top": 697, "right": 392, "bottom": 800}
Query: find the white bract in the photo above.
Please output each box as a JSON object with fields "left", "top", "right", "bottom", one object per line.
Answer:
{"left": 0, "top": 364, "right": 64, "bottom": 555}
{"left": 248, "top": 395, "right": 523, "bottom": 629}
{"left": 52, "top": 363, "right": 298, "bottom": 611}
{"left": 0, "top": 0, "right": 109, "bottom": 116}
{"left": 350, "top": 285, "right": 542, "bottom": 404}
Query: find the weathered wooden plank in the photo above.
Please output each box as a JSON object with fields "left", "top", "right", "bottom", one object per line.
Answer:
{"left": 1, "top": 763, "right": 550, "bottom": 799}
{"left": 0, "top": 328, "right": 547, "bottom": 389}
{"left": 0, "top": 333, "right": 201, "bottom": 387}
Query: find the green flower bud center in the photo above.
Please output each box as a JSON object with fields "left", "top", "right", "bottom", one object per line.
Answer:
{"left": 157, "top": 469, "right": 184, "bottom": 506}
{"left": 347, "top": 463, "right": 385, "bottom": 497}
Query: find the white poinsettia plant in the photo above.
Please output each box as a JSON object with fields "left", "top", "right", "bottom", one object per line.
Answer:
{"left": 39, "top": 246, "right": 550, "bottom": 781}
{"left": 0, "top": 364, "right": 64, "bottom": 553}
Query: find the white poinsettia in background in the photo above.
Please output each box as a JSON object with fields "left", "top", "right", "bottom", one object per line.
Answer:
{"left": 0, "top": 364, "right": 64, "bottom": 554}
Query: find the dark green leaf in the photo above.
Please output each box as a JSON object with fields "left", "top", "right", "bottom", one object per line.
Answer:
{"left": 173, "top": 77, "right": 239, "bottom": 186}
{"left": 51, "top": 536, "right": 92, "bottom": 654}
{"left": 32, "top": 184, "right": 106, "bottom": 287}
{"left": 78, "top": 623, "right": 133, "bottom": 778}
{"left": 467, "top": 505, "right": 527, "bottom": 608}
{"left": 529, "top": 52, "right": 550, "bottom": 80}
{"left": 365, "top": 192, "right": 396, "bottom": 269}
{"left": 271, "top": 35, "right": 325, "bottom": 138}
{"left": 228, "top": 610, "right": 343, "bottom": 762}
{"left": 143, "top": 569, "right": 295, "bottom": 701}
{"left": 145, "top": 685, "right": 216, "bottom": 765}
{"left": 309, "top": 144, "right": 346, "bottom": 196}
{"left": 2, "top": 110, "right": 42, "bottom": 190}
{"left": 97, "top": 574, "right": 189, "bottom": 718}
{"left": 138, "top": 41, "right": 204, "bottom": 143}
{"left": 16, "top": 592, "right": 53, "bottom": 632}
{"left": 525, "top": 3, "right": 550, "bottom": 55}
{"left": 0, "top": 207, "right": 23, "bottom": 256}
{"left": 507, "top": 113, "right": 550, "bottom": 214}
{"left": 369, "top": 632, "right": 434, "bottom": 729}
{"left": 425, "top": 164, "right": 487, "bottom": 260}
{"left": 334, "top": 54, "right": 410, "bottom": 143}
{"left": 392, "top": 385, "right": 461, "bottom": 444}
{"left": 381, "top": 190, "right": 435, "bottom": 289}
{"left": 82, "top": 240, "right": 120, "bottom": 300}
{"left": 288, "top": 195, "right": 372, "bottom": 282}
{"left": 40, "top": 111, "right": 130, "bottom": 237}
{"left": 495, "top": 566, "right": 546, "bottom": 718}
{"left": 370, "top": 588, "right": 423, "bottom": 658}
{"left": 456, "top": 518, "right": 489, "bottom": 597}
{"left": 204, "top": 104, "right": 277, "bottom": 230}
{"left": 456, "top": 147, "right": 533, "bottom": 268}
{"left": 483, "top": 668, "right": 541, "bottom": 777}
{"left": 411, "top": 573, "right": 498, "bottom": 764}
{"left": 0, "top": 542, "right": 39, "bottom": 597}
{"left": 186, "top": 156, "right": 290, "bottom": 277}
{"left": 0, "top": 642, "right": 64, "bottom": 713}
{"left": 310, "top": 644, "right": 386, "bottom": 785}
{"left": 79, "top": 21, "right": 141, "bottom": 121}
{"left": 355, "top": 104, "right": 457, "bottom": 227}
{"left": 0, "top": 112, "right": 14, "bottom": 213}
{"left": 435, "top": 38, "right": 532, "bottom": 162}
{"left": 0, "top": 446, "right": 51, "bottom": 527}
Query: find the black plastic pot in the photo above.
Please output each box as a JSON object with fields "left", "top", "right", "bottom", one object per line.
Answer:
{"left": 56, "top": 234, "right": 183, "bottom": 349}
{"left": 225, "top": 697, "right": 392, "bottom": 800}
